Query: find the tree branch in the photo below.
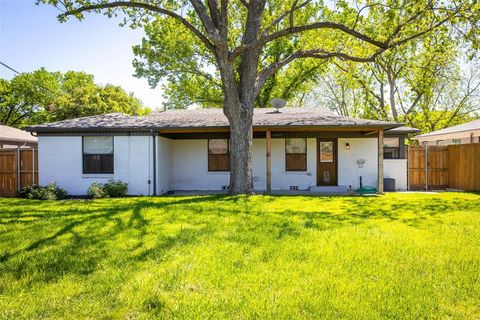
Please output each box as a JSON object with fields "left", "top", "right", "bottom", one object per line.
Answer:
{"left": 190, "top": 0, "right": 222, "bottom": 42}
{"left": 255, "top": 48, "right": 385, "bottom": 97}
{"left": 260, "top": 0, "right": 310, "bottom": 37}
{"left": 234, "top": 2, "right": 463, "bottom": 59}
{"left": 60, "top": 1, "right": 216, "bottom": 51}
{"left": 233, "top": 21, "right": 388, "bottom": 58}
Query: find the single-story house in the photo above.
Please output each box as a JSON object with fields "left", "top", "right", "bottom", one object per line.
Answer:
{"left": 415, "top": 119, "right": 480, "bottom": 146}
{"left": 0, "top": 124, "right": 37, "bottom": 148}
{"left": 24, "top": 108, "right": 418, "bottom": 195}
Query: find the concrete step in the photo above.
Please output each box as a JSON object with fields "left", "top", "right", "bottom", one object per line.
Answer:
{"left": 309, "top": 185, "right": 350, "bottom": 193}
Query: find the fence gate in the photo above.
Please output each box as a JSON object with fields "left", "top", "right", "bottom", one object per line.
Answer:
{"left": 0, "top": 148, "right": 38, "bottom": 197}
{"left": 407, "top": 145, "right": 448, "bottom": 190}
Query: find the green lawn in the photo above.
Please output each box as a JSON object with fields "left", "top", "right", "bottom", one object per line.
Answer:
{"left": 1, "top": 193, "right": 479, "bottom": 319}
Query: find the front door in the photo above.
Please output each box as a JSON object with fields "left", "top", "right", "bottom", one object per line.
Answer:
{"left": 317, "top": 139, "right": 337, "bottom": 186}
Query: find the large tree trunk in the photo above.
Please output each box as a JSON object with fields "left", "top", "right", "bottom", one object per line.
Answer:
{"left": 214, "top": 0, "right": 265, "bottom": 195}
{"left": 216, "top": 52, "right": 256, "bottom": 195}
{"left": 227, "top": 106, "right": 254, "bottom": 194}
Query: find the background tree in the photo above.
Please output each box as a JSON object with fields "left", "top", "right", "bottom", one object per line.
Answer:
{"left": 42, "top": 0, "right": 479, "bottom": 194}
{"left": 307, "top": 31, "right": 480, "bottom": 133}
{"left": 0, "top": 68, "right": 59, "bottom": 126}
{"left": 0, "top": 68, "right": 150, "bottom": 127}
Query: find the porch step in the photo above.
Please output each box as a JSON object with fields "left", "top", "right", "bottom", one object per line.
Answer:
{"left": 309, "top": 185, "right": 350, "bottom": 193}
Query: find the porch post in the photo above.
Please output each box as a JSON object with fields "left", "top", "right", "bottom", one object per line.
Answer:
{"left": 266, "top": 129, "right": 271, "bottom": 193}
{"left": 377, "top": 129, "right": 384, "bottom": 194}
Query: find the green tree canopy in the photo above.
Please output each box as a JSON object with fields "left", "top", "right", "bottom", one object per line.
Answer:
{"left": 0, "top": 68, "right": 150, "bottom": 127}
{"left": 307, "top": 30, "right": 480, "bottom": 134}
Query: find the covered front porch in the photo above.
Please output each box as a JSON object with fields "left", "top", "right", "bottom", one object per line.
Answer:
{"left": 154, "top": 128, "right": 386, "bottom": 195}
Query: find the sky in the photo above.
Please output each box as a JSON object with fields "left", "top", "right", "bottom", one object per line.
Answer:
{"left": 0, "top": 0, "right": 163, "bottom": 109}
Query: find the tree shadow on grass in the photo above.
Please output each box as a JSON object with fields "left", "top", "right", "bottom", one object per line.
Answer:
{"left": 1, "top": 194, "right": 479, "bottom": 284}
{"left": 0, "top": 198, "right": 220, "bottom": 284}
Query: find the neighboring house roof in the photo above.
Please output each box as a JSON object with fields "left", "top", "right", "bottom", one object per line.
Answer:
{"left": 0, "top": 125, "right": 38, "bottom": 145}
{"left": 415, "top": 119, "right": 480, "bottom": 139}
{"left": 24, "top": 108, "right": 406, "bottom": 133}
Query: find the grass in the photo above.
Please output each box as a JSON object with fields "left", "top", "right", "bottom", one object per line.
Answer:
{"left": 1, "top": 193, "right": 480, "bottom": 319}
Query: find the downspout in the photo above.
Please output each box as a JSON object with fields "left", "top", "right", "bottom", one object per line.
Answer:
{"left": 151, "top": 130, "right": 157, "bottom": 196}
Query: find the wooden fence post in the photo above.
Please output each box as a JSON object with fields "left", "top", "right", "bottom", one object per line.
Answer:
{"left": 407, "top": 144, "right": 410, "bottom": 191}
{"left": 377, "top": 129, "right": 384, "bottom": 194}
{"left": 424, "top": 144, "right": 428, "bottom": 191}
{"left": 266, "top": 129, "right": 271, "bottom": 193}
{"left": 16, "top": 147, "right": 20, "bottom": 192}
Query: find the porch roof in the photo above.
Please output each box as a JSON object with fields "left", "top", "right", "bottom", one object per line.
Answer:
{"left": 24, "top": 107, "right": 404, "bottom": 133}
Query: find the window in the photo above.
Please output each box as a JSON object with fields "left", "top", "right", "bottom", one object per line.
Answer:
{"left": 83, "top": 136, "right": 114, "bottom": 174}
{"left": 319, "top": 141, "right": 334, "bottom": 163}
{"left": 383, "top": 137, "right": 400, "bottom": 159}
{"left": 452, "top": 138, "right": 461, "bottom": 144}
{"left": 208, "top": 139, "right": 230, "bottom": 171}
{"left": 286, "top": 138, "right": 307, "bottom": 171}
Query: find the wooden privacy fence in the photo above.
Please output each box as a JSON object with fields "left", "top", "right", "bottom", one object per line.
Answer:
{"left": 448, "top": 144, "right": 480, "bottom": 191}
{"left": 407, "top": 143, "right": 480, "bottom": 191}
{"left": 0, "top": 148, "right": 38, "bottom": 197}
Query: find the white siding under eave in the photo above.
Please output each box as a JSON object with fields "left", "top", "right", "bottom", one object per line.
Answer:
{"left": 171, "top": 138, "right": 317, "bottom": 191}
{"left": 157, "top": 136, "right": 173, "bottom": 194}
{"left": 39, "top": 135, "right": 404, "bottom": 193}
{"left": 38, "top": 136, "right": 153, "bottom": 195}
{"left": 171, "top": 139, "right": 230, "bottom": 190}
{"left": 337, "top": 138, "right": 378, "bottom": 190}
{"left": 384, "top": 159, "right": 408, "bottom": 191}
{"left": 270, "top": 138, "right": 317, "bottom": 190}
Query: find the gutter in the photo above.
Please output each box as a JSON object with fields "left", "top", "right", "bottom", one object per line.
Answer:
{"left": 151, "top": 130, "right": 157, "bottom": 196}
{"left": 24, "top": 123, "right": 405, "bottom": 134}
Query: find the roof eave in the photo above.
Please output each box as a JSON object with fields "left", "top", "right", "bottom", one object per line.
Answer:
{"left": 26, "top": 122, "right": 403, "bottom": 133}
{"left": 414, "top": 127, "right": 480, "bottom": 139}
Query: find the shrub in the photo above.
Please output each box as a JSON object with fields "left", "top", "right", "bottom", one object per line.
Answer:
{"left": 18, "top": 183, "right": 68, "bottom": 200}
{"left": 103, "top": 180, "right": 128, "bottom": 197}
{"left": 87, "top": 182, "right": 108, "bottom": 199}
{"left": 86, "top": 180, "right": 128, "bottom": 199}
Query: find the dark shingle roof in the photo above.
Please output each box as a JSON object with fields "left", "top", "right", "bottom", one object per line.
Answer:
{"left": 24, "top": 108, "right": 405, "bottom": 132}
{"left": 415, "top": 119, "right": 480, "bottom": 138}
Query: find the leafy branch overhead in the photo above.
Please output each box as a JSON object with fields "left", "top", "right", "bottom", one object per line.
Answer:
{"left": 42, "top": 0, "right": 479, "bottom": 109}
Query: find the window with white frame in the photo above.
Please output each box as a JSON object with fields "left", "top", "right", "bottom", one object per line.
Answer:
{"left": 83, "top": 136, "right": 114, "bottom": 174}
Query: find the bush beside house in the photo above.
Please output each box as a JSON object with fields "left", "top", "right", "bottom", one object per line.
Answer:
{"left": 87, "top": 180, "right": 128, "bottom": 199}
{"left": 18, "top": 183, "right": 68, "bottom": 200}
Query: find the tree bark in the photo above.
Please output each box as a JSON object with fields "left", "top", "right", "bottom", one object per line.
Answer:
{"left": 387, "top": 71, "right": 398, "bottom": 121}
{"left": 220, "top": 0, "right": 264, "bottom": 195}
{"left": 228, "top": 109, "right": 254, "bottom": 194}
{"left": 215, "top": 45, "right": 256, "bottom": 195}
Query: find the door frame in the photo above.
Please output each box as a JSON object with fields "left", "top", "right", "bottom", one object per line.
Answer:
{"left": 316, "top": 138, "right": 338, "bottom": 186}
